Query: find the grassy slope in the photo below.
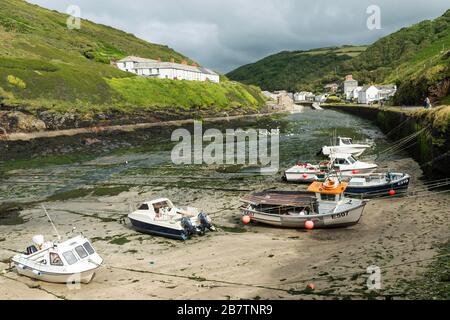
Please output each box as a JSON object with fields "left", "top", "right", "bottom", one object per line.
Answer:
{"left": 226, "top": 46, "right": 368, "bottom": 93}
{"left": 0, "top": 0, "right": 266, "bottom": 113}
{"left": 107, "top": 78, "right": 265, "bottom": 112}
{"left": 348, "top": 9, "right": 450, "bottom": 105}
{"left": 228, "top": 9, "right": 450, "bottom": 105}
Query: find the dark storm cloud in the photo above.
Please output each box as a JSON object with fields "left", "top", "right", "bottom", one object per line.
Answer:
{"left": 27, "top": 0, "right": 449, "bottom": 72}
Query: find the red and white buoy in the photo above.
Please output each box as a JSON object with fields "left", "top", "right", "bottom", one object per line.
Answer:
{"left": 389, "top": 189, "right": 396, "bottom": 196}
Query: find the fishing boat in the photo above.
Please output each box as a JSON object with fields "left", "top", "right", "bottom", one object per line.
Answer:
{"left": 12, "top": 234, "right": 103, "bottom": 284}
{"left": 12, "top": 206, "right": 103, "bottom": 284}
{"left": 346, "top": 172, "right": 411, "bottom": 196}
{"left": 241, "top": 177, "right": 367, "bottom": 228}
{"left": 128, "top": 198, "right": 215, "bottom": 240}
{"left": 322, "top": 137, "right": 371, "bottom": 157}
{"left": 283, "top": 153, "right": 377, "bottom": 183}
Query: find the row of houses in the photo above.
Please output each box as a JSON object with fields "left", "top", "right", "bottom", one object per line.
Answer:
{"left": 329, "top": 75, "right": 397, "bottom": 104}
{"left": 115, "top": 56, "right": 220, "bottom": 83}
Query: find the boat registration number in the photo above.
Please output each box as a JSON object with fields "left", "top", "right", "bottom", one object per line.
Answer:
{"left": 331, "top": 212, "right": 349, "bottom": 220}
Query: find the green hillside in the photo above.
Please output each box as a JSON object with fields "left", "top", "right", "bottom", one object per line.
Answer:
{"left": 226, "top": 46, "right": 368, "bottom": 93}
{"left": 227, "top": 9, "right": 450, "bottom": 105}
{"left": 0, "top": 0, "right": 265, "bottom": 114}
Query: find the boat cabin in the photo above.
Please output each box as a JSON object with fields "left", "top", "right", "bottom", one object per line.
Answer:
{"left": 338, "top": 137, "right": 353, "bottom": 146}
{"left": 137, "top": 198, "right": 175, "bottom": 218}
{"left": 307, "top": 180, "right": 348, "bottom": 203}
{"left": 23, "top": 235, "right": 97, "bottom": 268}
{"left": 330, "top": 153, "right": 357, "bottom": 166}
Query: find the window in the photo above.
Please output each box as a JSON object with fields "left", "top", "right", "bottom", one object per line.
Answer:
{"left": 63, "top": 251, "right": 78, "bottom": 265}
{"left": 50, "top": 252, "right": 64, "bottom": 266}
{"left": 342, "top": 139, "right": 351, "bottom": 145}
{"left": 138, "top": 203, "right": 149, "bottom": 210}
{"left": 83, "top": 242, "right": 95, "bottom": 255}
{"left": 348, "top": 156, "right": 356, "bottom": 164}
{"left": 321, "top": 194, "right": 336, "bottom": 202}
{"left": 75, "top": 245, "right": 88, "bottom": 259}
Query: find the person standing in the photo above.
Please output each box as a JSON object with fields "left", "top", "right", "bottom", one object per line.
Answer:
{"left": 425, "top": 97, "right": 432, "bottom": 109}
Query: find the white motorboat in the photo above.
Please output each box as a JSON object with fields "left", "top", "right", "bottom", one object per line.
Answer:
{"left": 283, "top": 153, "right": 377, "bottom": 183}
{"left": 330, "top": 153, "right": 378, "bottom": 177}
{"left": 322, "top": 137, "right": 371, "bottom": 157}
{"left": 12, "top": 234, "right": 103, "bottom": 284}
{"left": 128, "top": 198, "right": 215, "bottom": 240}
{"left": 241, "top": 177, "right": 367, "bottom": 228}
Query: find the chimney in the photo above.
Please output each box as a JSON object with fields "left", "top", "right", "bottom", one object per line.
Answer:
{"left": 170, "top": 58, "right": 175, "bottom": 63}
{"left": 192, "top": 63, "right": 198, "bottom": 67}
{"left": 157, "top": 57, "right": 161, "bottom": 62}
{"left": 181, "top": 60, "right": 188, "bottom": 65}
{"left": 346, "top": 75, "right": 353, "bottom": 81}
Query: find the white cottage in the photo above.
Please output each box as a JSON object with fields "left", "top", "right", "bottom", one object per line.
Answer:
{"left": 116, "top": 56, "right": 220, "bottom": 83}
{"left": 358, "top": 85, "right": 379, "bottom": 104}
{"left": 294, "top": 91, "right": 315, "bottom": 102}
{"left": 343, "top": 75, "right": 359, "bottom": 101}
{"left": 353, "top": 86, "right": 363, "bottom": 101}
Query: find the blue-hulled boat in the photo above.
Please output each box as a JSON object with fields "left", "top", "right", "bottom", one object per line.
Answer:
{"left": 128, "top": 198, "right": 215, "bottom": 240}
{"left": 346, "top": 172, "right": 410, "bottom": 196}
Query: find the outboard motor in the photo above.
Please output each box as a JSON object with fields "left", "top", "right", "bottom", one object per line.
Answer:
{"left": 181, "top": 217, "right": 197, "bottom": 237}
{"left": 198, "top": 212, "right": 215, "bottom": 232}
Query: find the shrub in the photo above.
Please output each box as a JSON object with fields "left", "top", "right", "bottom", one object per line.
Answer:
{"left": 325, "top": 95, "right": 343, "bottom": 103}
{"left": 7, "top": 75, "right": 26, "bottom": 89}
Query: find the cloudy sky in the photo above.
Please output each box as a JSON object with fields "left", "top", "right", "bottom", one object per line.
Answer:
{"left": 28, "top": 0, "right": 449, "bottom": 73}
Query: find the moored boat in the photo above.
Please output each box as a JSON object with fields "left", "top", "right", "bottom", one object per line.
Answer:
{"left": 283, "top": 153, "right": 377, "bottom": 183}
{"left": 241, "top": 178, "right": 367, "bottom": 228}
{"left": 322, "top": 137, "right": 371, "bottom": 157}
{"left": 283, "top": 161, "right": 330, "bottom": 182}
{"left": 346, "top": 172, "right": 411, "bottom": 196}
{"left": 12, "top": 234, "right": 103, "bottom": 284}
{"left": 330, "top": 153, "right": 378, "bottom": 176}
{"left": 128, "top": 198, "right": 215, "bottom": 240}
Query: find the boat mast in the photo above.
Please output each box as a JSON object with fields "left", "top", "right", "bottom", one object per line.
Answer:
{"left": 41, "top": 205, "right": 62, "bottom": 241}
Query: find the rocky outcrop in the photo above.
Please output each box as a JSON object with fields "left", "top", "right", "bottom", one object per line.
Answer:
{"left": 0, "top": 111, "right": 46, "bottom": 133}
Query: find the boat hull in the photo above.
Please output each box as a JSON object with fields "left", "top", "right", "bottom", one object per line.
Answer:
{"left": 284, "top": 171, "right": 325, "bottom": 183}
{"left": 338, "top": 166, "right": 378, "bottom": 177}
{"left": 13, "top": 263, "right": 98, "bottom": 284}
{"left": 346, "top": 176, "right": 410, "bottom": 196}
{"left": 241, "top": 203, "right": 366, "bottom": 229}
{"left": 129, "top": 217, "right": 189, "bottom": 241}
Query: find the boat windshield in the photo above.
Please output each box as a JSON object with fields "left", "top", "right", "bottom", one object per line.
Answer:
{"left": 75, "top": 245, "right": 88, "bottom": 259}
{"left": 62, "top": 250, "right": 78, "bottom": 265}
{"left": 83, "top": 242, "right": 95, "bottom": 255}
{"left": 341, "top": 138, "right": 352, "bottom": 145}
{"left": 320, "top": 194, "right": 337, "bottom": 202}
{"left": 153, "top": 201, "right": 172, "bottom": 214}
{"left": 348, "top": 156, "right": 356, "bottom": 164}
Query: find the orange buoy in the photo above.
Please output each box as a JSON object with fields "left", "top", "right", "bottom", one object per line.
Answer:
{"left": 389, "top": 190, "right": 396, "bottom": 196}
{"left": 305, "top": 220, "right": 314, "bottom": 230}
{"left": 307, "top": 283, "right": 315, "bottom": 290}
{"left": 242, "top": 215, "right": 251, "bottom": 225}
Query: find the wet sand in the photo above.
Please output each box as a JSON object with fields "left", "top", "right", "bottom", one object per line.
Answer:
{"left": 0, "top": 156, "right": 449, "bottom": 300}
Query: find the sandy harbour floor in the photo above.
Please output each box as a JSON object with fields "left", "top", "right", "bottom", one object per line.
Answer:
{"left": 0, "top": 156, "right": 449, "bottom": 300}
